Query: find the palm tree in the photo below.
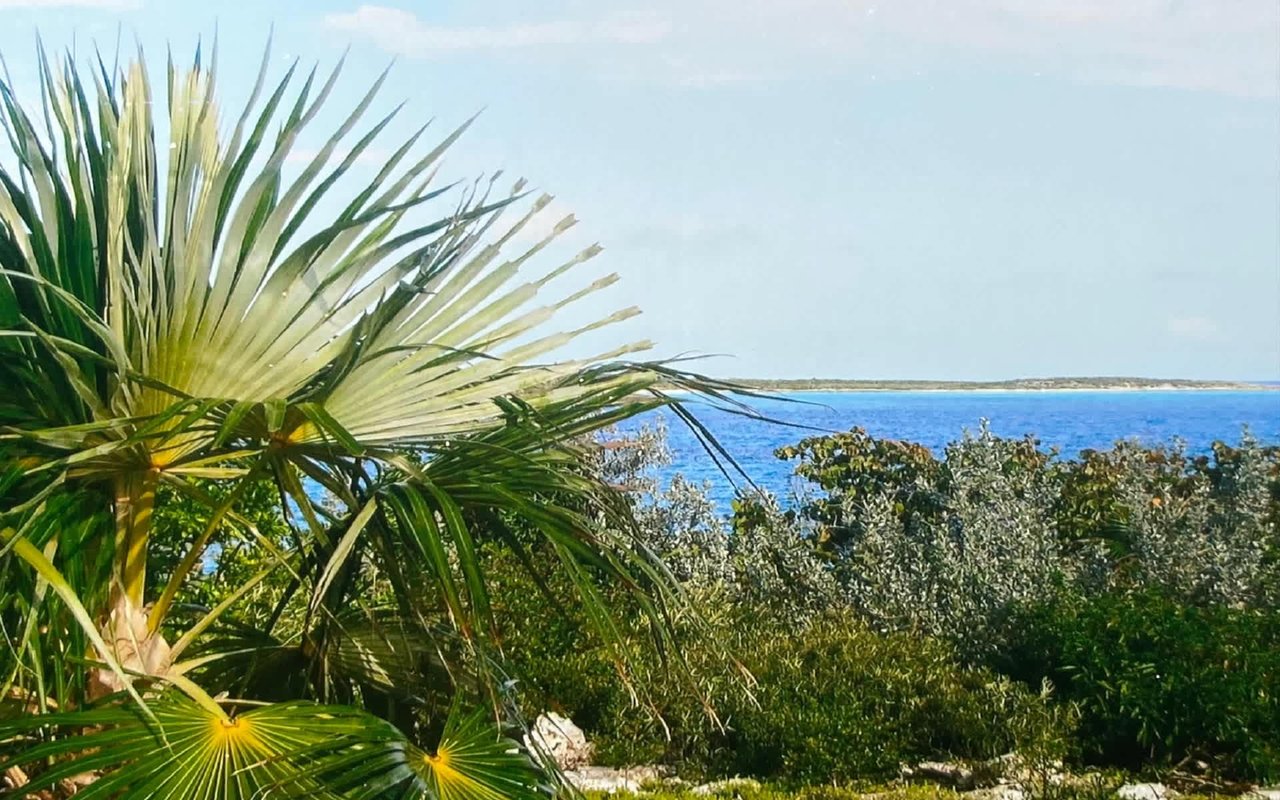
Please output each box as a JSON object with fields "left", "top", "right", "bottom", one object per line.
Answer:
{"left": 0, "top": 42, "right": 739, "bottom": 798}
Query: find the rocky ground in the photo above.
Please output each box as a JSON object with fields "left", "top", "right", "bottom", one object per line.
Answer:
{"left": 524, "top": 712, "right": 1280, "bottom": 800}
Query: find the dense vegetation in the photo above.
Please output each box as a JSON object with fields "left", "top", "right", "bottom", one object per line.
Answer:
{"left": 133, "top": 423, "right": 1273, "bottom": 788}
{"left": 482, "top": 424, "right": 1280, "bottom": 785}
{"left": 587, "top": 783, "right": 1229, "bottom": 800}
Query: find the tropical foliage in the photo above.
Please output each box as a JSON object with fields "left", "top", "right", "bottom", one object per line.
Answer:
{"left": 734, "top": 425, "right": 1280, "bottom": 651}
{"left": 491, "top": 424, "right": 1279, "bottom": 783}
{"left": 0, "top": 43, "right": 740, "bottom": 797}
{"left": 997, "top": 590, "right": 1280, "bottom": 780}
{"left": 483, "top": 426, "right": 1074, "bottom": 782}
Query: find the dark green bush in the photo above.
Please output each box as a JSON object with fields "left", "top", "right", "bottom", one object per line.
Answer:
{"left": 482, "top": 540, "right": 740, "bottom": 771}
{"left": 488, "top": 532, "right": 1073, "bottom": 783}
{"left": 995, "top": 591, "right": 1280, "bottom": 780}
{"left": 775, "top": 428, "right": 947, "bottom": 550}
{"left": 721, "top": 613, "right": 1074, "bottom": 783}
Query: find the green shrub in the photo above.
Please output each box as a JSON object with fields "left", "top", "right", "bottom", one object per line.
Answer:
{"left": 996, "top": 591, "right": 1280, "bottom": 780}
{"left": 495, "top": 426, "right": 1278, "bottom": 783}
{"left": 578, "top": 783, "right": 1217, "bottom": 800}
{"left": 776, "top": 428, "right": 947, "bottom": 550}
{"left": 1052, "top": 439, "right": 1280, "bottom": 606}
{"left": 720, "top": 613, "right": 1074, "bottom": 783}
{"left": 482, "top": 537, "right": 743, "bottom": 771}
{"left": 758, "top": 427, "right": 1279, "bottom": 657}
{"left": 149, "top": 475, "right": 297, "bottom": 613}
{"left": 490, "top": 535, "right": 1073, "bottom": 783}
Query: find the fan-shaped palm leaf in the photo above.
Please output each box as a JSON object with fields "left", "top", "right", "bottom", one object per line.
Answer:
{"left": 0, "top": 37, "right": 745, "bottom": 798}
{"left": 0, "top": 693, "right": 545, "bottom": 800}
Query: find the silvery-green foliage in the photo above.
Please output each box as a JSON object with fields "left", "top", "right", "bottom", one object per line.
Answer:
{"left": 637, "top": 473, "right": 732, "bottom": 586}
{"left": 595, "top": 423, "right": 672, "bottom": 496}
{"left": 596, "top": 420, "right": 1277, "bottom": 655}
{"left": 840, "top": 424, "right": 1063, "bottom": 652}
{"left": 785, "top": 422, "right": 1278, "bottom": 654}
{"left": 728, "top": 492, "right": 843, "bottom": 624}
{"left": 837, "top": 492, "right": 942, "bottom": 632}
{"left": 940, "top": 430, "right": 1063, "bottom": 648}
{"left": 1105, "top": 435, "right": 1274, "bottom": 605}
{"left": 1196, "top": 435, "right": 1277, "bottom": 605}
{"left": 595, "top": 425, "right": 841, "bottom": 618}
{"left": 594, "top": 424, "right": 731, "bottom": 586}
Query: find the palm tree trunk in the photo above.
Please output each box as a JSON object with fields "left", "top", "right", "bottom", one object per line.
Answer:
{"left": 114, "top": 469, "right": 158, "bottom": 609}
{"left": 91, "top": 469, "right": 170, "bottom": 700}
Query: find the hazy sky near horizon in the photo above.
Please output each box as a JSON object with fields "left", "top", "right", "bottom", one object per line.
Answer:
{"left": 2, "top": 0, "right": 1278, "bottom": 380}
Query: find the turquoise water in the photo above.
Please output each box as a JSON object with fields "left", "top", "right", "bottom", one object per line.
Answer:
{"left": 624, "top": 390, "right": 1280, "bottom": 505}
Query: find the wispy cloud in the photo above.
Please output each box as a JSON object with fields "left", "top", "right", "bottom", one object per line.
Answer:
{"left": 323, "top": 1, "right": 1278, "bottom": 96}
{"left": 323, "top": 5, "right": 669, "bottom": 56}
{"left": 0, "top": 0, "right": 139, "bottom": 7}
{"left": 872, "top": 0, "right": 1280, "bottom": 97}
{"left": 1167, "top": 315, "right": 1222, "bottom": 341}
{"left": 658, "top": 55, "right": 764, "bottom": 88}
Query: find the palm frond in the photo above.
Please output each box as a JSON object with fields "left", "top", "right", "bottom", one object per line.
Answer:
{"left": 0, "top": 694, "right": 417, "bottom": 799}
{"left": 317, "top": 706, "right": 549, "bottom": 800}
{"left": 0, "top": 37, "right": 755, "bottom": 799}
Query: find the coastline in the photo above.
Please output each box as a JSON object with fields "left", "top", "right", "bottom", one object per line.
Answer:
{"left": 719, "top": 378, "right": 1277, "bottom": 394}
{"left": 752, "top": 385, "right": 1273, "bottom": 394}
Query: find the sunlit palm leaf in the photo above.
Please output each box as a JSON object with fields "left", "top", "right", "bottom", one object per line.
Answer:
{"left": 0, "top": 693, "right": 447, "bottom": 799}
{"left": 316, "top": 706, "right": 549, "bottom": 800}
{"left": 0, "top": 36, "right": 747, "bottom": 800}
{"left": 2, "top": 45, "right": 639, "bottom": 472}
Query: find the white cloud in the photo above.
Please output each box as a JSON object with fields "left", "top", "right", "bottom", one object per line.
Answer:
{"left": 323, "top": 5, "right": 669, "bottom": 56}
{"left": 870, "top": 0, "right": 1280, "bottom": 96}
{"left": 321, "top": 0, "right": 1278, "bottom": 96}
{"left": 1167, "top": 315, "right": 1221, "bottom": 341}
{"left": 0, "top": 0, "right": 139, "bottom": 7}
{"left": 658, "top": 55, "right": 763, "bottom": 88}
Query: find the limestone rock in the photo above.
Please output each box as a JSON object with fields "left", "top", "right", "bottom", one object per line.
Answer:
{"left": 972, "top": 785, "right": 1027, "bottom": 800}
{"left": 562, "top": 766, "right": 667, "bottom": 793}
{"left": 905, "top": 761, "right": 977, "bottom": 791}
{"left": 692, "top": 777, "right": 764, "bottom": 796}
{"left": 58, "top": 772, "right": 99, "bottom": 794}
{"left": 524, "top": 712, "right": 592, "bottom": 770}
{"left": 3, "top": 766, "right": 29, "bottom": 791}
{"left": 978, "top": 753, "right": 1068, "bottom": 787}
{"left": 1117, "top": 783, "right": 1175, "bottom": 800}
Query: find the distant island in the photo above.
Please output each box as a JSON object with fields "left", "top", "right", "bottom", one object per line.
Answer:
{"left": 728, "top": 377, "right": 1275, "bottom": 392}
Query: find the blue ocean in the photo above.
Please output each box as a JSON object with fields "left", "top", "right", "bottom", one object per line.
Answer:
{"left": 625, "top": 390, "right": 1280, "bottom": 507}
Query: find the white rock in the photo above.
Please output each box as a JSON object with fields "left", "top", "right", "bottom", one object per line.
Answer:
{"left": 1117, "top": 783, "right": 1175, "bottom": 800}
{"left": 1243, "top": 789, "right": 1280, "bottom": 800}
{"left": 980, "top": 753, "right": 1069, "bottom": 787}
{"left": 983, "top": 753, "right": 1027, "bottom": 782}
{"left": 524, "top": 712, "right": 592, "bottom": 770}
{"left": 692, "top": 777, "right": 763, "bottom": 796}
{"left": 563, "top": 766, "right": 666, "bottom": 794}
{"left": 912, "top": 761, "right": 977, "bottom": 790}
{"left": 973, "top": 785, "right": 1027, "bottom": 800}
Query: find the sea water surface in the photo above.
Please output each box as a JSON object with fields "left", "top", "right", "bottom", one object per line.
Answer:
{"left": 622, "top": 390, "right": 1280, "bottom": 507}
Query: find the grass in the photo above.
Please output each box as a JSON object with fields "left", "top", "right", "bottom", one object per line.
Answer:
{"left": 580, "top": 779, "right": 1229, "bottom": 800}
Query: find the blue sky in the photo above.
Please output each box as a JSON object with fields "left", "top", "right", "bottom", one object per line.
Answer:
{"left": 2, "top": 0, "right": 1278, "bottom": 380}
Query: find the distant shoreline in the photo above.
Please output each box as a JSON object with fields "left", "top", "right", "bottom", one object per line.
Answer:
{"left": 723, "top": 377, "right": 1277, "bottom": 393}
